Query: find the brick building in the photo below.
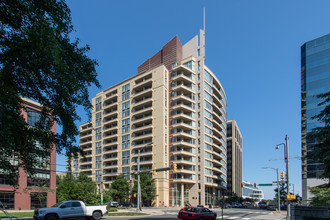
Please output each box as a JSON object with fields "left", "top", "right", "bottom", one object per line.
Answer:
{"left": 0, "top": 98, "right": 56, "bottom": 210}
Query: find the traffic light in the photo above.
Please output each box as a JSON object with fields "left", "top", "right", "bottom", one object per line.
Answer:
{"left": 173, "top": 164, "right": 177, "bottom": 172}
{"left": 254, "top": 182, "right": 257, "bottom": 187}
{"left": 133, "top": 193, "right": 137, "bottom": 198}
{"left": 241, "top": 183, "right": 244, "bottom": 188}
{"left": 153, "top": 168, "right": 157, "bottom": 175}
{"left": 280, "top": 171, "right": 285, "bottom": 182}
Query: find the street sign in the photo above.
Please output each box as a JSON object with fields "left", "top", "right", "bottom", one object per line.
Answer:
{"left": 287, "top": 194, "right": 296, "bottom": 200}
{"left": 258, "top": 184, "right": 273, "bottom": 186}
{"left": 219, "top": 199, "right": 225, "bottom": 206}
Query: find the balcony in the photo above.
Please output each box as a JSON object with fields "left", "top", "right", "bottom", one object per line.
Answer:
{"left": 80, "top": 139, "right": 92, "bottom": 147}
{"left": 80, "top": 122, "right": 92, "bottom": 131}
{"left": 172, "top": 149, "right": 196, "bottom": 157}
{"left": 172, "top": 81, "right": 196, "bottom": 94}
{"left": 132, "top": 120, "right": 153, "bottom": 133}
{"left": 103, "top": 124, "right": 117, "bottom": 133}
{"left": 132, "top": 101, "right": 152, "bottom": 114}
{"left": 103, "top": 100, "right": 117, "bottom": 112}
{"left": 131, "top": 130, "right": 153, "bottom": 142}
{"left": 103, "top": 117, "right": 118, "bottom": 127}
{"left": 172, "top": 130, "right": 196, "bottom": 139}
{"left": 172, "top": 121, "right": 195, "bottom": 130}
{"left": 103, "top": 154, "right": 118, "bottom": 162}
{"left": 171, "top": 102, "right": 195, "bottom": 112}
{"left": 132, "top": 84, "right": 153, "bottom": 99}
{"left": 172, "top": 139, "right": 196, "bottom": 148}
{"left": 103, "top": 132, "right": 118, "bottom": 142}
{"left": 134, "top": 73, "right": 152, "bottom": 87}
{"left": 103, "top": 108, "right": 118, "bottom": 118}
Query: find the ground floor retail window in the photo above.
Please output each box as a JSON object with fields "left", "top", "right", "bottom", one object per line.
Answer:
{"left": 30, "top": 193, "right": 47, "bottom": 209}
{"left": 0, "top": 191, "right": 14, "bottom": 210}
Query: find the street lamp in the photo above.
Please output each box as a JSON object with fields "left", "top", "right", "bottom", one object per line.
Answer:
{"left": 137, "top": 142, "right": 153, "bottom": 212}
{"left": 276, "top": 135, "right": 290, "bottom": 219}
{"left": 262, "top": 167, "right": 280, "bottom": 212}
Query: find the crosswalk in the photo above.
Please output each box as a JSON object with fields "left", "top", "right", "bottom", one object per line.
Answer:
{"left": 220, "top": 216, "right": 251, "bottom": 219}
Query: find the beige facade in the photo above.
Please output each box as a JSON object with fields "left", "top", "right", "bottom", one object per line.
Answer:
{"left": 226, "top": 119, "right": 243, "bottom": 197}
{"left": 74, "top": 31, "right": 228, "bottom": 207}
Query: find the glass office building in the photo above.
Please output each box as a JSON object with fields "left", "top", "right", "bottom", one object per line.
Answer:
{"left": 301, "top": 34, "right": 330, "bottom": 204}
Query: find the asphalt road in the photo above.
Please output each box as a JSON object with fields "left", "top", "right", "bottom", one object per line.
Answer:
{"left": 103, "top": 207, "right": 287, "bottom": 220}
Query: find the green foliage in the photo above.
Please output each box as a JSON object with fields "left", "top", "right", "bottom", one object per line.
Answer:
{"left": 107, "top": 207, "right": 118, "bottom": 212}
{"left": 56, "top": 173, "right": 98, "bottom": 203}
{"left": 310, "top": 91, "right": 330, "bottom": 179}
{"left": 308, "top": 185, "right": 330, "bottom": 207}
{"left": 131, "top": 172, "right": 157, "bottom": 205}
{"left": 109, "top": 174, "right": 130, "bottom": 202}
{"left": 225, "top": 193, "right": 243, "bottom": 204}
{"left": 0, "top": 0, "right": 100, "bottom": 182}
{"left": 274, "top": 182, "right": 287, "bottom": 204}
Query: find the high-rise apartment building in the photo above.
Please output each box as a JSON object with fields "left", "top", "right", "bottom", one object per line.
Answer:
{"left": 301, "top": 34, "right": 330, "bottom": 204}
{"left": 0, "top": 98, "right": 57, "bottom": 210}
{"left": 75, "top": 30, "right": 228, "bottom": 207}
{"left": 226, "top": 120, "right": 242, "bottom": 197}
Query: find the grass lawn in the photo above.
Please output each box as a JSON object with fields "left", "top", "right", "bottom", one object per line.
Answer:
{"left": 0, "top": 212, "right": 34, "bottom": 218}
{"left": 106, "top": 212, "right": 149, "bottom": 216}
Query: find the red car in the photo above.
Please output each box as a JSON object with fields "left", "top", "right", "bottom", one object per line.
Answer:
{"left": 178, "top": 206, "right": 217, "bottom": 220}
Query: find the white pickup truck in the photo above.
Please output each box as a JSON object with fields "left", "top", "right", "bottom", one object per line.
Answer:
{"left": 33, "top": 200, "right": 108, "bottom": 220}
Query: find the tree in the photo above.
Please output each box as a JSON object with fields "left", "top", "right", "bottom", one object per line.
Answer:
{"left": 308, "top": 185, "right": 330, "bottom": 207}
{"left": 109, "top": 174, "right": 129, "bottom": 202}
{"left": 0, "top": 0, "right": 100, "bottom": 183}
{"left": 274, "top": 182, "right": 287, "bottom": 204}
{"left": 131, "top": 173, "right": 157, "bottom": 207}
{"left": 309, "top": 91, "right": 330, "bottom": 179}
{"left": 56, "top": 173, "right": 98, "bottom": 203}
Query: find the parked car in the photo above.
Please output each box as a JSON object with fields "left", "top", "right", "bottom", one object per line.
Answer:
{"left": 178, "top": 206, "right": 217, "bottom": 220}
{"left": 223, "top": 203, "right": 231, "bottom": 208}
{"left": 259, "top": 203, "right": 267, "bottom": 209}
{"left": 33, "top": 200, "right": 107, "bottom": 220}
{"left": 242, "top": 204, "right": 248, "bottom": 208}
{"left": 280, "top": 204, "right": 287, "bottom": 210}
{"left": 267, "top": 204, "right": 277, "bottom": 211}
{"left": 106, "top": 201, "right": 119, "bottom": 208}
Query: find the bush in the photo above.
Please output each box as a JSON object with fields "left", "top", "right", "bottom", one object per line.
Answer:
{"left": 107, "top": 207, "right": 118, "bottom": 212}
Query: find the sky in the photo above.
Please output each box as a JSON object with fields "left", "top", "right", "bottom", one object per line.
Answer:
{"left": 56, "top": 0, "right": 330, "bottom": 200}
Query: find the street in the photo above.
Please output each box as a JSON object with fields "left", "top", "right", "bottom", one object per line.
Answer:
{"left": 103, "top": 207, "right": 287, "bottom": 220}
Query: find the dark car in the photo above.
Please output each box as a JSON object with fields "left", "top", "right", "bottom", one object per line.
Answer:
{"left": 280, "top": 204, "right": 287, "bottom": 210}
{"left": 178, "top": 206, "right": 217, "bottom": 220}
{"left": 267, "top": 204, "right": 277, "bottom": 211}
{"left": 259, "top": 203, "right": 267, "bottom": 209}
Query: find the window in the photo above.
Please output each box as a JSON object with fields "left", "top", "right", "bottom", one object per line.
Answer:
{"left": 74, "top": 160, "right": 78, "bottom": 171}
{"left": 204, "top": 126, "right": 213, "bottom": 135}
{"left": 122, "top": 134, "right": 130, "bottom": 149}
{"left": 204, "top": 91, "right": 213, "bottom": 102}
{"left": 27, "top": 109, "right": 41, "bottom": 127}
{"left": 95, "top": 156, "right": 102, "bottom": 169}
{"left": 27, "top": 108, "right": 50, "bottom": 129}
{"left": 204, "top": 82, "right": 212, "bottom": 94}
{"left": 31, "top": 193, "right": 47, "bottom": 209}
{"left": 205, "top": 110, "right": 213, "bottom": 119}
{"left": 95, "top": 112, "right": 102, "bottom": 127}
{"left": 122, "top": 83, "right": 130, "bottom": 101}
{"left": 27, "top": 173, "right": 50, "bottom": 187}
{"left": 95, "top": 127, "right": 102, "bottom": 140}
{"left": 204, "top": 100, "right": 213, "bottom": 111}
{"left": 204, "top": 69, "right": 213, "bottom": 84}
{"left": 122, "top": 101, "right": 130, "bottom": 117}
{"left": 183, "top": 60, "right": 196, "bottom": 71}
{"left": 205, "top": 118, "right": 213, "bottom": 127}
{"left": 95, "top": 97, "right": 102, "bottom": 112}
{"left": 122, "top": 167, "right": 130, "bottom": 180}
{"left": 165, "top": 71, "right": 168, "bottom": 88}
{"left": 122, "top": 119, "right": 130, "bottom": 133}
{"left": 95, "top": 170, "right": 102, "bottom": 183}
{"left": 0, "top": 192, "right": 14, "bottom": 210}
{"left": 122, "top": 150, "right": 130, "bottom": 165}
{"left": 95, "top": 142, "right": 102, "bottom": 154}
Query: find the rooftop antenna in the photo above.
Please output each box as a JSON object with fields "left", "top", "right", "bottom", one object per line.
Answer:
{"left": 203, "top": 7, "right": 206, "bottom": 32}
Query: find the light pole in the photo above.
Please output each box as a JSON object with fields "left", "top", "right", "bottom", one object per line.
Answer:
{"left": 276, "top": 135, "right": 290, "bottom": 219}
{"left": 137, "top": 142, "right": 153, "bottom": 212}
{"left": 262, "top": 167, "right": 280, "bottom": 212}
